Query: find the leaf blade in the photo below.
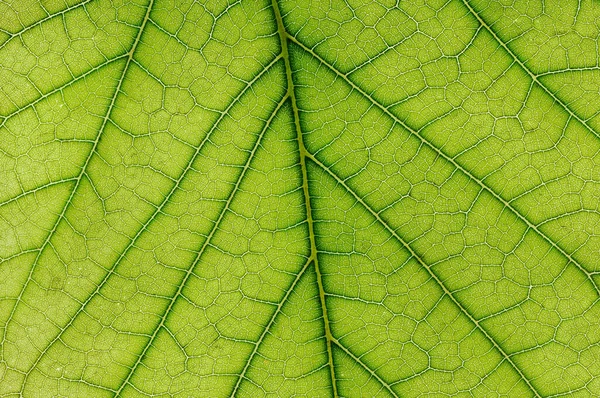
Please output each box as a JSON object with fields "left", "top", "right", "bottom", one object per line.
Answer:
{"left": 2, "top": 0, "right": 600, "bottom": 396}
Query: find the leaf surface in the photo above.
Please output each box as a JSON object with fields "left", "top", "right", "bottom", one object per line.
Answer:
{"left": 1, "top": 0, "right": 600, "bottom": 396}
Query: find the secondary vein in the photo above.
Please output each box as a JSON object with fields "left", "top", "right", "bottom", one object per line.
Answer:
{"left": 18, "top": 53, "right": 283, "bottom": 391}
{"left": 113, "top": 89, "right": 289, "bottom": 397}
{"left": 5, "top": 1, "right": 156, "bottom": 387}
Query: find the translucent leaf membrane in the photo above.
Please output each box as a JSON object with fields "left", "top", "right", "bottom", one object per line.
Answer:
{"left": 1, "top": 0, "right": 600, "bottom": 396}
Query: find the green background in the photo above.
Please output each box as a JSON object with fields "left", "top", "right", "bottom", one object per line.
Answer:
{"left": 1, "top": 0, "right": 600, "bottom": 396}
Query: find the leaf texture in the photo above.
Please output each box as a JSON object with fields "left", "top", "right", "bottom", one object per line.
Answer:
{"left": 1, "top": 0, "right": 600, "bottom": 396}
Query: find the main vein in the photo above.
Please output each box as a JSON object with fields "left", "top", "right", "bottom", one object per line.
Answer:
{"left": 271, "top": 1, "right": 339, "bottom": 397}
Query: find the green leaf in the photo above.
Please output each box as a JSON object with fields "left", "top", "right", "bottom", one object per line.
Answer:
{"left": 1, "top": 0, "right": 600, "bottom": 396}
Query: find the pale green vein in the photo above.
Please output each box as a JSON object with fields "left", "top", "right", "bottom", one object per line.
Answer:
{"left": 536, "top": 66, "right": 600, "bottom": 77}
{"left": 19, "top": 54, "right": 283, "bottom": 391}
{"left": 114, "top": 90, "right": 290, "bottom": 397}
{"left": 0, "top": 0, "right": 95, "bottom": 51}
{"left": 230, "top": 256, "right": 313, "bottom": 397}
{"left": 462, "top": 0, "right": 600, "bottom": 139}
{"left": 0, "top": 54, "right": 126, "bottom": 125}
{"left": 286, "top": 34, "right": 600, "bottom": 297}
{"left": 0, "top": 250, "right": 40, "bottom": 269}
{"left": 3, "top": 0, "right": 155, "bottom": 384}
{"left": 306, "top": 154, "right": 541, "bottom": 398}
{"left": 331, "top": 338, "right": 400, "bottom": 398}
{"left": 272, "top": 1, "right": 339, "bottom": 396}
{"left": 0, "top": 178, "right": 77, "bottom": 210}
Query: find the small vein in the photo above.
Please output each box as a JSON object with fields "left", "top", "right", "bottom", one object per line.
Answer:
{"left": 0, "top": 54, "right": 127, "bottom": 126}
{"left": 0, "top": 178, "right": 77, "bottom": 210}
{"left": 535, "top": 66, "right": 600, "bottom": 78}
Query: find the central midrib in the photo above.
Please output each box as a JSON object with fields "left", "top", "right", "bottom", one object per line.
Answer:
{"left": 271, "top": 1, "right": 340, "bottom": 397}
